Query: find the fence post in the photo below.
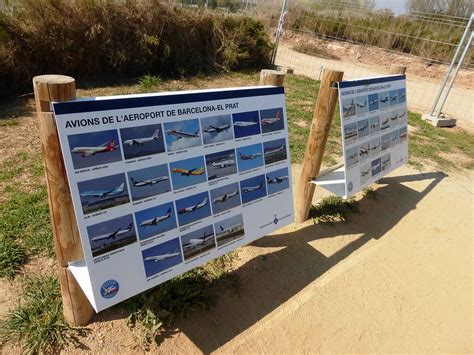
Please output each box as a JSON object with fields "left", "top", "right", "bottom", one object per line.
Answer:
{"left": 33, "top": 75, "right": 94, "bottom": 326}
{"left": 259, "top": 69, "right": 286, "bottom": 86}
{"left": 294, "top": 69, "right": 344, "bottom": 223}
{"left": 388, "top": 65, "right": 407, "bottom": 75}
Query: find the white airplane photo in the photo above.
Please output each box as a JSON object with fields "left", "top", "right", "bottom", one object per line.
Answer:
{"left": 265, "top": 144, "right": 285, "bottom": 156}
{"left": 178, "top": 197, "right": 208, "bottom": 214}
{"left": 91, "top": 223, "right": 133, "bottom": 242}
{"left": 144, "top": 249, "right": 181, "bottom": 262}
{"left": 239, "top": 152, "right": 262, "bottom": 160}
{"left": 140, "top": 208, "right": 172, "bottom": 227}
{"left": 211, "top": 159, "right": 235, "bottom": 168}
{"left": 267, "top": 176, "right": 288, "bottom": 184}
{"left": 183, "top": 232, "right": 214, "bottom": 250}
{"left": 242, "top": 182, "right": 264, "bottom": 193}
{"left": 130, "top": 176, "right": 169, "bottom": 187}
{"left": 123, "top": 129, "right": 160, "bottom": 146}
{"left": 203, "top": 124, "right": 231, "bottom": 133}
{"left": 166, "top": 129, "right": 200, "bottom": 139}
{"left": 233, "top": 120, "right": 259, "bottom": 127}
{"left": 212, "top": 190, "right": 239, "bottom": 203}
{"left": 71, "top": 140, "right": 119, "bottom": 157}
{"left": 261, "top": 111, "right": 281, "bottom": 125}
{"left": 80, "top": 182, "right": 125, "bottom": 198}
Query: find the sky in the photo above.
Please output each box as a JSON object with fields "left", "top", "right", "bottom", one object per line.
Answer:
{"left": 236, "top": 143, "right": 264, "bottom": 172}
{"left": 210, "top": 182, "right": 241, "bottom": 214}
{"left": 233, "top": 111, "right": 261, "bottom": 138}
{"left": 127, "top": 164, "right": 171, "bottom": 201}
{"left": 240, "top": 174, "right": 267, "bottom": 204}
{"left": 141, "top": 238, "right": 183, "bottom": 278}
{"left": 68, "top": 129, "right": 122, "bottom": 169}
{"left": 134, "top": 202, "right": 177, "bottom": 240}
{"left": 266, "top": 167, "right": 290, "bottom": 195}
{"left": 169, "top": 155, "right": 207, "bottom": 190}
{"left": 120, "top": 124, "right": 165, "bottom": 160}
{"left": 175, "top": 191, "right": 212, "bottom": 226}
{"left": 374, "top": 0, "right": 406, "bottom": 15}
{"left": 201, "top": 114, "right": 234, "bottom": 144}
{"left": 164, "top": 118, "right": 202, "bottom": 151}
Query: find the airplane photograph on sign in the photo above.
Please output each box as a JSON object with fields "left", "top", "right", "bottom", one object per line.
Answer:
{"left": 141, "top": 238, "right": 183, "bottom": 278}
{"left": 266, "top": 167, "right": 290, "bottom": 195}
{"left": 201, "top": 114, "right": 234, "bottom": 145}
{"left": 134, "top": 202, "right": 177, "bottom": 241}
{"left": 120, "top": 124, "right": 165, "bottom": 160}
{"left": 53, "top": 85, "right": 294, "bottom": 312}
{"left": 86, "top": 214, "right": 137, "bottom": 257}
{"left": 240, "top": 174, "right": 267, "bottom": 204}
{"left": 215, "top": 213, "right": 245, "bottom": 247}
{"left": 210, "top": 182, "right": 241, "bottom": 215}
{"left": 180, "top": 225, "right": 216, "bottom": 261}
{"left": 236, "top": 143, "right": 264, "bottom": 172}
{"left": 175, "top": 191, "right": 212, "bottom": 226}
{"left": 169, "top": 156, "right": 207, "bottom": 190}
{"left": 260, "top": 107, "right": 285, "bottom": 134}
{"left": 263, "top": 138, "right": 287, "bottom": 165}
{"left": 205, "top": 149, "right": 237, "bottom": 181}
{"left": 164, "top": 119, "right": 202, "bottom": 152}
{"left": 127, "top": 164, "right": 171, "bottom": 202}
{"left": 77, "top": 173, "right": 130, "bottom": 214}
{"left": 68, "top": 129, "right": 122, "bottom": 169}
{"left": 232, "top": 110, "right": 261, "bottom": 138}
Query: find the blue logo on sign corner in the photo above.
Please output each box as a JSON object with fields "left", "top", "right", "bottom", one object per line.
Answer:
{"left": 273, "top": 215, "right": 279, "bottom": 225}
{"left": 348, "top": 182, "right": 353, "bottom": 192}
{"left": 100, "top": 279, "right": 119, "bottom": 299}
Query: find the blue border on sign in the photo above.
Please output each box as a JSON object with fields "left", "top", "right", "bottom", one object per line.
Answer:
{"left": 338, "top": 75, "right": 406, "bottom": 89}
{"left": 53, "top": 87, "right": 285, "bottom": 115}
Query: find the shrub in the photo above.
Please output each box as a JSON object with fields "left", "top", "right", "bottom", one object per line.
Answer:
{"left": 0, "top": 0, "right": 272, "bottom": 98}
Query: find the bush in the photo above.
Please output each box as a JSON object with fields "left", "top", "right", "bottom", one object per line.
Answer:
{"left": 0, "top": 0, "right": 272, "bottom": 98}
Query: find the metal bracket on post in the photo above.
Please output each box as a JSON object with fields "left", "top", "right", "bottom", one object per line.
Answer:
{"left": 423, "top": 13, "right": 473, "bottom": 127}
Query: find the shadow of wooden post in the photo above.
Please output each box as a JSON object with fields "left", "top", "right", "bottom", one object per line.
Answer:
{"left": 33, "top": 75, "right": 94, "bottom": 326}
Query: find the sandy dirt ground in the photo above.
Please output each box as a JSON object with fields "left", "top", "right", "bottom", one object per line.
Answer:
{"left": 2, "top": 163, "right": 469, "bottom": 354}
{"left": 276, "top": 39, "right": 474, "bottom": 131}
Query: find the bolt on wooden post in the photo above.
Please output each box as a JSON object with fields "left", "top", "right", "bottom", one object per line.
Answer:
{"left": 294, "top": 69, "right": 344, "bottom": 223}
{"left": 33, "top": 75, "right": 94, "bottom": 326}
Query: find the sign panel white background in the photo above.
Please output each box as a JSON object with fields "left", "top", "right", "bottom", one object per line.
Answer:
{"left": 338, "top": 75, "right": 408, "bottom": 198}
{"left": 53, "top": 87, "right": 294, "bottom": 311}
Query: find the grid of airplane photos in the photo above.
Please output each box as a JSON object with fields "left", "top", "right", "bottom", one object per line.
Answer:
{"left": 53, "top": 86, "right": 294, "bottom": 311}
{"left": 339, "top": 75, "right": 408, "bottom": 197}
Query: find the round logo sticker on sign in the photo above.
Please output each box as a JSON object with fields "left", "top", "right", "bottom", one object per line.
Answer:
{"left": 100, "top": 279, "right": 119, "bottom": 299}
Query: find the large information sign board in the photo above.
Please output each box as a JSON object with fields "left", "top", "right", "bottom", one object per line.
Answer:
{"left": 53, "top": 87, "right": 294, "bottom": 311}
{"left": 338, "top": 75, "right": 408, "bottom": 198}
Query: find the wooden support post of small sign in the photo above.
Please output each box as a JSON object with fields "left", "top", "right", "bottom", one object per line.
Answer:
{"left": 33, "top": 75, "right": 94, "bottom": 326}
{"left": 259, "top": 69, "right": 286, "bottom": 86}
{"left": 388, "top": 64, "right": 407, "bottom": 75}
{"left": 294, "top": 69, "right": 344, "bottom": 223}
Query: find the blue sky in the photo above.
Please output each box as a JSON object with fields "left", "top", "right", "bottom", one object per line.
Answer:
{"left": 236, "top": 143, "right": 264, "bottom": 172}
{"left": 68, "top": 129, "right": 122, "bottom": 169}
{"left": 87, "top": 214, "right": 136, "bottom": 253}
{"left": 164, "top": 118, "right": 202, "bottom": 151}
{"left": 232, "top": 111, "right": 261, "bottom": 138}
{"left": 260, "top": 107, "right": 285, "bottom": 134}
{"left": 266, "top": 167, "right": 290, "bottom": 195}
{"left": 201, "top": 114, "right": 234, "bottom": 144}
{"left": 142, "top": 238, "right": 183, "bottom": 278}
{"left": 210, "top": 182, "right": 241, "bottom": 215}
{"left": 134, "top": 202, "right": 177, "bottom": 240}
{"left": 175, "top": 191, "right": 212, "bottom": 226}
{"left": 78, "top": 172, "right": 129, "bottom": 207}
{"left": 368, "top": 93, "right": 379, "bottom": 112}
{"left": 240, "top": 174, "right": 267, "bottom": 204}
{"left": 120, "top": 124, "right": 165, "bottom": 160}
{"left": 169, "top": 155, "right": 207, "bottom": 190}
{"left": 127, "top": 164, "right": 171, "bottom": 201}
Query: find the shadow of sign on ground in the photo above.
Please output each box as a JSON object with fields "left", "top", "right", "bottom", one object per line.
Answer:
{"left": 167, "top": 171, "right": 446, "bottom": 352}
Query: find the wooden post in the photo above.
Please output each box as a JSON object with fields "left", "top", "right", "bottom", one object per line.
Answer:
{"left": 388, "top": 65, "right": 407, "bottom": 75}
{"left": 294, "top": 69, "right": 344, "bottom": 223}
{"left": 33, "top": 75, "right": 94, "bottom": 326}
{"left": 259, "top": 69, "right": 286, "bottom": 86}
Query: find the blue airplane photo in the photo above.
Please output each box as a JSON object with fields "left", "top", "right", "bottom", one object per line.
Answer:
{"left": 164, "top": 119, "right": 202, "bottom": 152}
{"left": 389, "top": 89, "right": 399, "bottom": 106}
{"left": 68, "top": 129, "right": 123, "bottom": 169}
{"left": 128, "top": 164, "right": 171, "bottom": 201}
{"left": 368, "top": 93, "right": 379, "bottom": 111}
{"left": 240, "top": 174, "right": 267, "bottom": 204}
{"left": 142, "top": 238, "right": 183, "bottom": 278}
{"left": 120, "top": 124, "right": 165, "bottom": 160}
{"left": 398, "top": 88, "right": 406, "bottom": 103}
{"left": 266, "top": 167, "right": 290, "bottom": 195}
{"left": 175, "top": 191, "right": 212, "bottom": 226}
{"left": 236, "top": 143, "right": 264, "bottom": 172}
{"left": 135, "top": 202, "right": 177, "bottom": 240}
{"left": 169, "top": 156, "right": 207, "bottom": 190}
{"left": 232, "top": 111, "right": 261, "bottom": 138}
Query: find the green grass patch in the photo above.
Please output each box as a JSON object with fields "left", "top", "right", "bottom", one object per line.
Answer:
{"left": 0, "top": 235, "right": 27, "bottom": 279}
{"left": 126, "top": 253, "right": 238, "bottom": 347}
{"left": 0, "top": 274, "right": 89, "bottom": 354}
{"left": 310, "top": 196, "right": 359, "bottom": 224}
{"left": 139, "top": 75, "right": 162, "bottom": 92}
